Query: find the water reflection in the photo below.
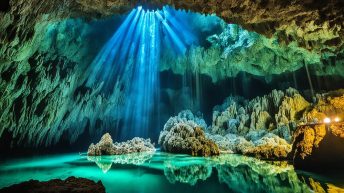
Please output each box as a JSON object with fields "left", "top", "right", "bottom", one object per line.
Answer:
{"left": 1, "top": 152, "right": 344, "bottom": 193}
{"left": 87, "top": 152, "right": 154, "bottom": 173}
{"left": 164, "top": 162, "right": 212, "bottom": 185}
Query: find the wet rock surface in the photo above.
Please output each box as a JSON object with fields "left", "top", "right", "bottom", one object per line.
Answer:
{"left": 87, "top": 133, "right": 155, "bottom": 156}
{"left": 291, "top": 122, "right": 344, "bottom": 170}
{"left": 0, "top": 176, "right": 106, "bottom": 193}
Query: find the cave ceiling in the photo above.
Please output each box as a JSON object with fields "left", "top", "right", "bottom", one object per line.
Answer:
{"left": 2, "top": 0, "right": 344, "bottom": 54}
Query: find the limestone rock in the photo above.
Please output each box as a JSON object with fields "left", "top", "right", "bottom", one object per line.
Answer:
{"left": 211, "top": 88, "right": 310, "bottom": 142}
{"left": 207, "top": 132, "right": 291, "bottom": 159}
{"left": 290, "top": 123, "right": 344, "bottom": 170}
{"left": 87, "top": 133, "right": 155, "bottom": 156}
{"left": 243, "top": 133, "right": 292, "bottom": 159}
{"left": 159, "top": 111, "right": 219, "bottom": 156}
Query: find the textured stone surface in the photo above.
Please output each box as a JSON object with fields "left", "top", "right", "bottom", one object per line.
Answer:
{"left": 207, "top": 133, "right": 291, "bottom": 159}
{"left": 3, "top": 0, "right": 344, "bottom": 53}
{"left": 87, "top": 133, "right": 155, "bottom": 156}
{"left": 0, "top": 176, "right": 106, "bottom": 193}
{"left": 211, "top": 87, "right": 309, "bottom": 142}
{"left": 158, "top": 111, "right": 219, "bottom": 156}
{"left": 291, "top": 123, "right": 344, "bottom": 170}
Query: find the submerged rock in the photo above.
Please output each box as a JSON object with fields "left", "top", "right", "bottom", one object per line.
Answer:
{"left": 291, "top": 122, "right": 344, "bottom": 170}
{"left": 0, "top": 176, "right": 105, "bottom": 193}
{"left": 159, "top": 111, "right": 219, "bottom": 156}
{"left": 87, "top": 133, "right": 155, "bottom": 156}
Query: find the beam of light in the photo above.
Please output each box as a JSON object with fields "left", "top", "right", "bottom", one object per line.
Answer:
{"left": 83, "top": 6, "right": 198, "bottom": 139}
{"left": 162, "top": 6, "right": 197, "bottom": 45}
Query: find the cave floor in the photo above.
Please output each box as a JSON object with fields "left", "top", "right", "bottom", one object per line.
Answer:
{"left": 0, "top": 152, "right": 343, "bottom": 193}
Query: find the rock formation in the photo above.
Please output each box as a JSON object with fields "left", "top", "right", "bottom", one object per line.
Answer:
{"left": 211, "top": 87, "right": 310, "bottom": 142}
{"left": 2, "top": 0, "right": 344, "bottom": 53}
{"left": 206, "top": 133, "right": 291, "bottom": 159}
{"left": 158, "top": 111, "right": 219, "bottom": 156}
{"left": 0, "top": 176, "right": 106, "bottom": 193}
{"left": 87, "top": 133, "right": 155, "bottom": 156}
{"left": 290, "top": 122, "right": 344, "bottom": 170}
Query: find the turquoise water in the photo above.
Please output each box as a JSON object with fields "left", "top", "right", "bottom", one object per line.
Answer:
{"left": 0, "top": 152, "right": 343, "bottom": 193}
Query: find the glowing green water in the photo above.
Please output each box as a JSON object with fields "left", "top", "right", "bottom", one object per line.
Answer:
{"left": 0, "top": 152, "right": 343, "bottom": 193}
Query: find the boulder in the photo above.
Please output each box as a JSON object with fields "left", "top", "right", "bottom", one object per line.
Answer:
{"left": 159, "top": 112, "right": 219, "bottom": 156}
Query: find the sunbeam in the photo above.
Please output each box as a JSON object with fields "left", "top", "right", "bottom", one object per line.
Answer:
{"left": 85, "top": 6, "right": 197, "bottom": 138}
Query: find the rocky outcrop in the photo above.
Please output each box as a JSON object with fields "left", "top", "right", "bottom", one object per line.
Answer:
{"left": 87, "top": 133, "right": 155, "bottom": 156}
{"left": 211, "top": 88, "right": 310, "bottom": 142}
{"left": 0, "top": 176, "right": 106, "bottom": 193}
{"left": 158, "top": 111, "right": 219, "bottom": 156}
{"left": 290, "top": 122, "right": 344, "bottom": 170}
{"left": 207, "top": 132, "right": 291, "bottom": 159}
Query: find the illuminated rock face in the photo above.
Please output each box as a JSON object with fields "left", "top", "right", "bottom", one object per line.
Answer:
{"left": 211, "top": 88, "right": 310, "bottom": 142}
{"left": 291, "top": 123, "right": 344, "bottom": 170}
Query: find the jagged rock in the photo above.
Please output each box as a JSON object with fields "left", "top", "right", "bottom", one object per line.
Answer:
{"left": 159, "top": 111, "right": 219, "bottom": 156}
{"left": 87, "top": 133, "right": 155, "bottom": 156}
{"left": 207, "top": 132, "right": 291, "bottom": 159}
{"left": 0, "top": 176, "right": 106, "bottom": 193}
{"left": 291, "top": 123, "right": 344, "bottom": 170}
{"left": 211, "top": 88, "right": 310, "bottom": 142}
{"left": 302, "top": 89, "right": 344, "bottom": 123}
{"left": 243, "top": 133, "right": 291, "bottom": 159}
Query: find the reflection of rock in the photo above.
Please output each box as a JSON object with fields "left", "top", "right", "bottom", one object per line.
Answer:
{"left": 303, "top": 177, "right": 344, "bottom": 193}
{"left": 87, "top": 133, "right": 155, "bottom": 156}
{"left": 164, "top": 162, "right": 212, "bottom": 185}
{"left": 214, "top": 154, "right": 310, "bottom": 193}
{"left": 159, "top": 111, "right": 219, "bottom": 156}
{"left": 291, "top": 123, "right": 344, "bottom": 170}
{"left": 0, "top": 176, "right": 105, "bottom": 193}
{"left": 87, "top": 152, "right": 154, "bottom": 173}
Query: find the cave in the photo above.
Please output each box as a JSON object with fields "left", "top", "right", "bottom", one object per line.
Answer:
{"left": 1, "top": 1, "right": 344, "bottom": 193}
